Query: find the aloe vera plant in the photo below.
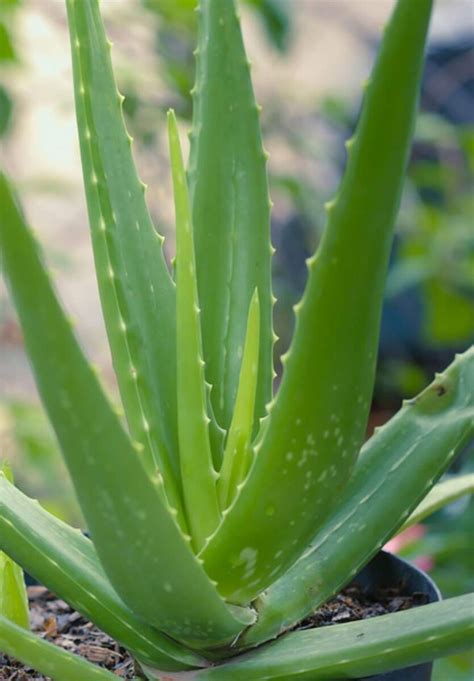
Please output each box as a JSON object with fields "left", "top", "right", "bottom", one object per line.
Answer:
{"left": 0, "top": 0, "right": 473, "bottom": 678}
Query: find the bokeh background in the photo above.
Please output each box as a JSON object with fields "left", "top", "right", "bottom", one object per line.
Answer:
{"left": 0, "top": 1, "right": 473, "bottom": 678}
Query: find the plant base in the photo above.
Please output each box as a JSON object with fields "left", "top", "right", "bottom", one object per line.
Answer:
{"left": 16, "top": 552, "right": 440, "bottom": 680}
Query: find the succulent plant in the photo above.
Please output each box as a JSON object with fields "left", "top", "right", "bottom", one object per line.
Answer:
{"left": 0, "top": 0, "right": 473, "bottom": 679}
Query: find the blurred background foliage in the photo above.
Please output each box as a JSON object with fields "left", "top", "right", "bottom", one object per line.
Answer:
{"left": 0, "top": 2, "right": 472, "bottom": 679}
{"left": 0, "top": 0, "right": 19, "bottom": 138}
{"left": 139, "top": 0, "right": 292, "bottom": 119}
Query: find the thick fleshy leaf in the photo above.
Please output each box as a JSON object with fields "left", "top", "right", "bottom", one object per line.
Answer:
{"left": 201, "top": 0, "right": 434, "bottom": 604}
{"left": 0, "top": 465, "right": 28, "bottom": 630}
{"left": 195, "top": 596, "right": 474, "bottom": 680}
{"left": 244, "top": 347, "right": 474, "bottom": 646}
{"left": 218, "top": 290, "right": 261, "bottom": 510}
{"left": 399, "top": 473, "right": 474, "bottom": 532}
{"left": 0, "top": 558, "right": 28, "bottom": 631}
{"left": 0, "top": 474, "right": 202, "bottom": 670}
{"left": 66, "top": 0, "right": 184, "bottom": 523}
{"left": 0, "top": 174, "right": 253, "bottom": 647}
{"left": 0, "top": 614, "right": 118, "bottom": 681}
{"left": 169, "top": 110, "right": 220, "bottom": 551}
{"left": 188, "top": 0, "right": 273, "bottom": 438}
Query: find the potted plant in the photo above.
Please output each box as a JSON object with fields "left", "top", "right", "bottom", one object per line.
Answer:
{"left": 0, "top": 0, "right": 472, "bottom": 679}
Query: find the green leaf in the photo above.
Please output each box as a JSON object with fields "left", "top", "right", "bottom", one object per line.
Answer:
{"left": 246, "top": 0, "right": 292, "bottom": 53}
{"left": 0, "top": 85, "right": 13, "bottom": 137}
{"left": 188, "top": 0, "right": 273, "bottom": 438}
{"left": 0, "top": 464, "right": 29, "bottom": 631}
{"left": 0, "top": 559, "right": 29, "bottom": 631}
{"left": 0, "top": 474, "right": 202, "bottom": 670}
{"left": 0, "top": 613, "right": 119, "bottom": 681}
{"left": 400, "top": 473, "right": 474, "bottom": 533}
{"left": 0, "top": 173, "right": 253, "bottom": 647}
{"left": 218, "top": 289, "right": 261, "bottom": 510}
{"left": 168, "top": 109, "right": 220, "bottom": 552}
{"left": 66, "top": 0, "right": 184, "bottom": 525}
{"left": 200, "top": 0, "right": 434, "bottom": 604}
{"left": 195, "top": 595, "right": 474, "bottom": 680}
{"left": 244, "top": 347, "right": 474, "bottom": 646}
{"left": 0, "top": 22, "right": 16, "bottom": 62}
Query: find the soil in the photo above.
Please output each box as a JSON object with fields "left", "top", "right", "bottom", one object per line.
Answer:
{"left": 1, "top": 582, "right": 429, "bottom": 679}
{"left": 298, "top": 583, "right": 429, "bottom": 630}
{"left": 0, "top": 586, "right": 138, "bottom": 680}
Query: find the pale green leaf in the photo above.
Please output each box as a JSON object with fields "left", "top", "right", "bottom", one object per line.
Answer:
{"left": 0, "top": 558, "right": 29, "bottom": 631}
{"left": 400, "top": 473, "right": 474, "bottom": 532}
{"left": 168, "top": 109, "right": 221, "bottom": 551}
{"left": 218, "top": 289, "right": 261, "bottom": 510}
{"left": 0, "top": 465, "right": 29, "bottom": 630}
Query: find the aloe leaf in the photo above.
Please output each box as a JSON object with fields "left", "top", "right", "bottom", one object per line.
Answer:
{"left": 399, "top": 473, "right": 474, "bottom": 533}
{"left": 196, "top": 596, "right": 474, "bottom": 680}
{"left": 188, "top": 0, "right": 273, "bottom": 437}
{"left": 0, "top": 174, "right": 253, "bottom": 647}
{"left": 0, "top": 474, "right": 202, "bottom": 670}
{"left": 65, "top": 0, "right": 184, "bottom": 523}
{"left": 218, "top": 289, "right": 261, "bottom": 510}
{"left": 0, "top": 559, "right": 29, "bottom": 631}
{"left": 201, "top": 0, "right": 433, "bottom": 604}
{"left": 0, "top": 613, "right": 119, "bottom": 681}
{"left": 168, "top": 110, "right": 221, "bottom": 551}
{"left": 0, "top": 465, "right": 29, "bottom": 630}
{"left": 244, "top": 347, "right": 474, "bottom": 646}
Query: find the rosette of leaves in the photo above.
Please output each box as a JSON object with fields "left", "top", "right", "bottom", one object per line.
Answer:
{"left": 0, "top": 0, "right": 473, "bottom": 679}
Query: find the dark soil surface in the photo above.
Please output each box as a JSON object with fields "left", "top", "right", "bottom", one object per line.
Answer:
{"left": 1, "top": 582, "right": 429, "bottom": 679}
{"left": 299, "top": 583, "right": 429, "bottom": 630}
{"left": 0, "top": 586, "right": 138, "bottom": 679}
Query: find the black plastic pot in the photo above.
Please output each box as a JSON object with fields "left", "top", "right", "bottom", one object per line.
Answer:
{"left": 25, "top": 550, "right": 440, "bottom": 680}
{"left": 350, "top": 550, "right": 441, "bottom": 681}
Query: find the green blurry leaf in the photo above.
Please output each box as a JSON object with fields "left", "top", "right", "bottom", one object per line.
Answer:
{"left": 401, "top": 474, "right": 474, "bottom": 532}
{"left": 5, "top": 400, "right": 81, "bottom": 524}
{"left": 415, "top": 112, "right": 459, "bottom": 146}
{"left": 424, "top": 281, "right": 474, "bottom": 345}
{"left": 458, "top": 127, "right": 474, "bottom": 175}
{"left": 434, "top": 650, "right": 474, "bottom": 681}
{"left": 246, "top": 0, "right": 292, "bottom": 52}
{"left": 0, "top": 85, "right": 13, "bottom": 137}
{"left": 0, "top": 23, "right": 15, "bottom": 62}
{"left": 385, "top": 258, "right": 430, "bottom": 298}
{"left": 143, "top": 0, "right": 196, "bottom": 27}
{"left": 0, "top": 0, "right": 21, "bottom": 9}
